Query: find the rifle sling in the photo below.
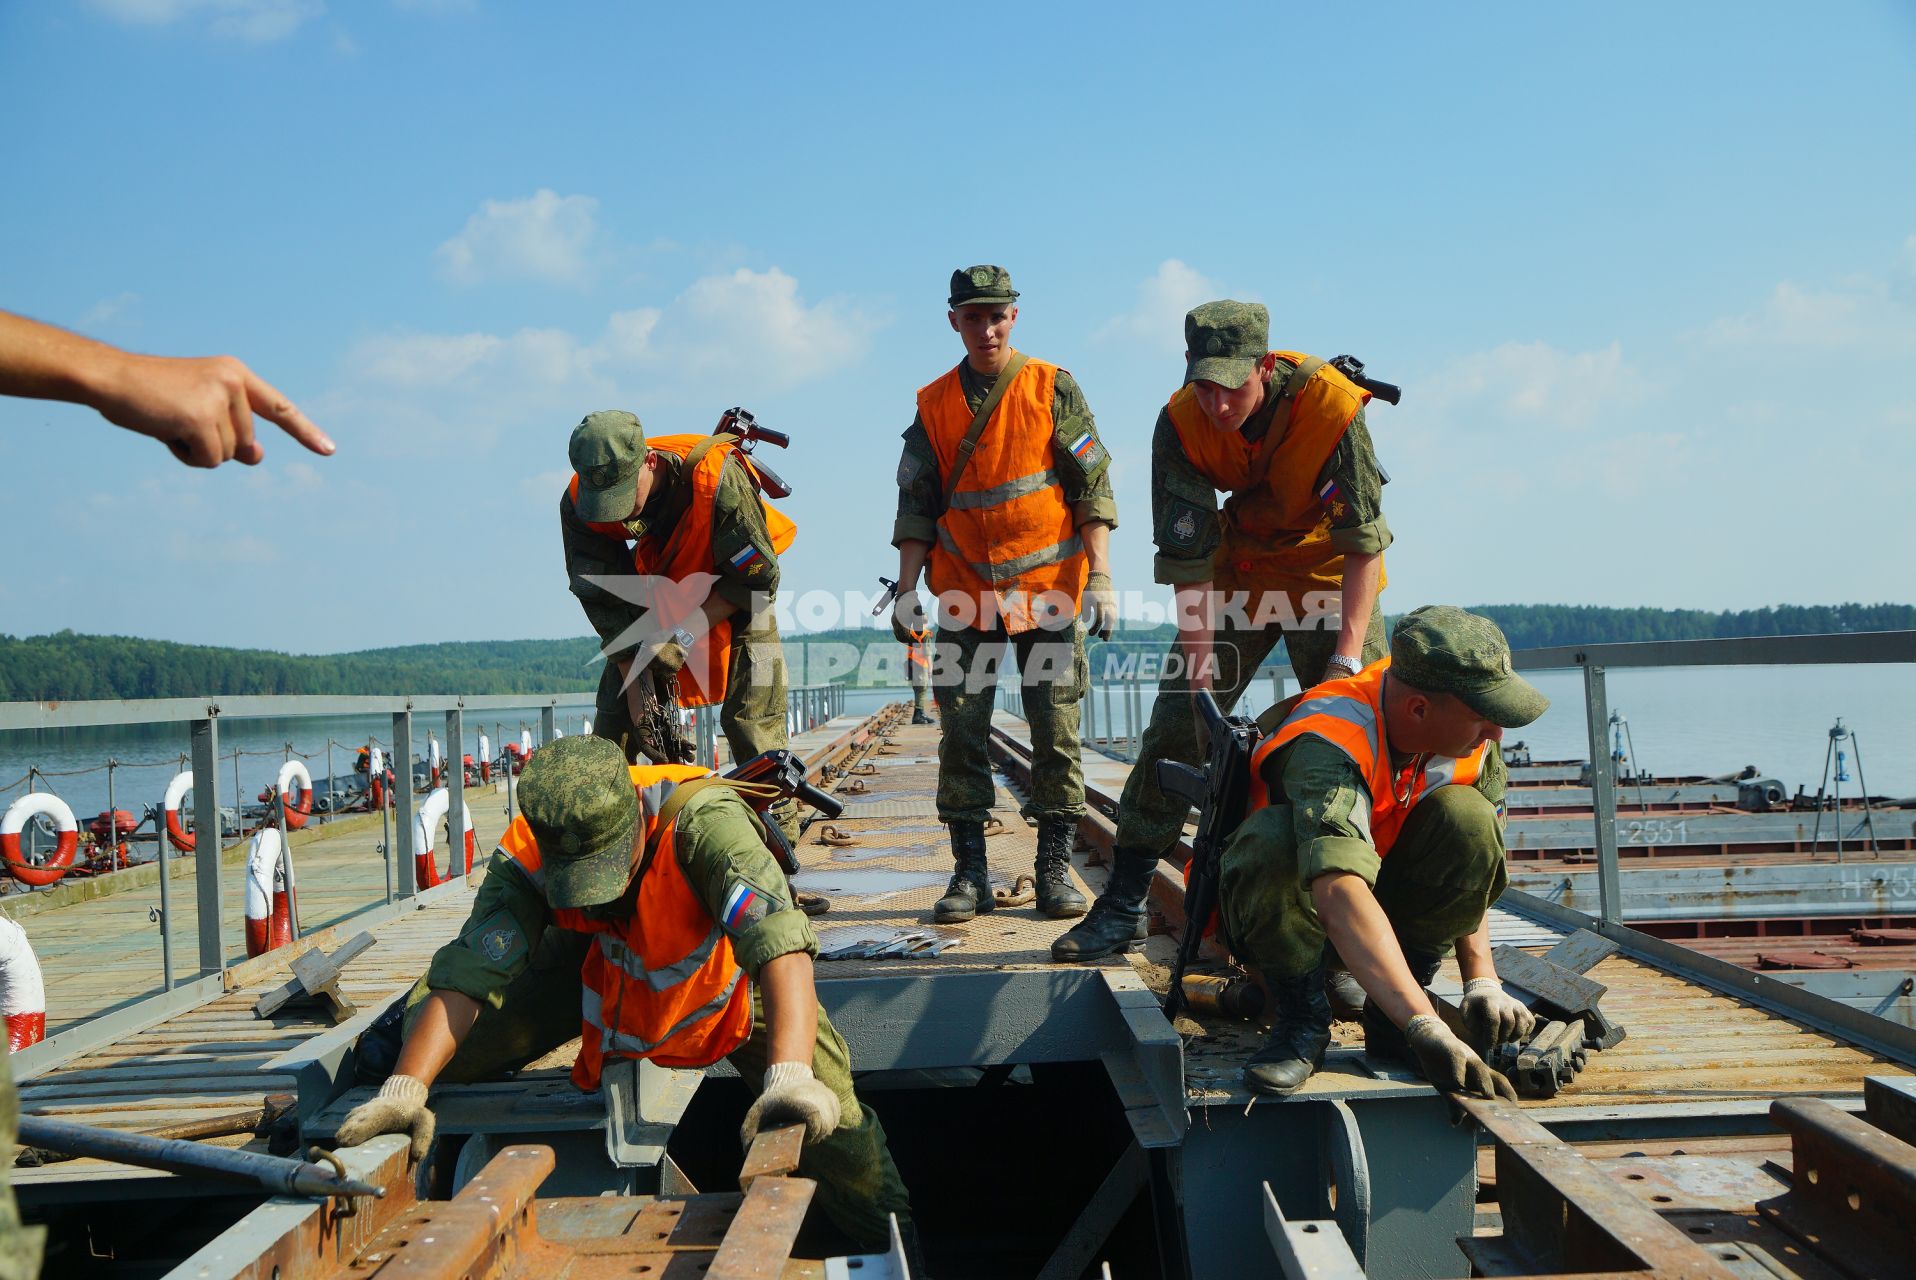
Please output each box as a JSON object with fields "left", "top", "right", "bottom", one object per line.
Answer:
{"left": 632, "top": 776, "right": 782, "bottom": 883}
{"left": 1247, "top": 356, "right": 1325, "bottom": 490}
{"left": 941, "top": 352, "right": 1031, "bottom": 507}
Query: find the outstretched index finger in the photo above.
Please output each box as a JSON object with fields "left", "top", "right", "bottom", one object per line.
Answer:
{"left": 244, "top": 367, "right": 335, "bottom": 456}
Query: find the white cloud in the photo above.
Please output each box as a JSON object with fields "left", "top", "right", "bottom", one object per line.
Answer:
{"left": 1095, "top": 259, "right": 1225, "bottom": 350}
{"left": 167, "top": 530, "right": 279, "bottom": 564}
{"left": 435, "top": 190, "right": 601, "bottom": 287}
{"left": 78, "top": 292, "right": 140, "bottom": 329}
{"left": 87, "top": 0, "right": 325, "bottom": 42}
{"left": 326, "top": 267, "right": 878, "bottom": 457}
{"left": 1691, "top": 277, "right": 1916, "bottom": 356}
{"left": 1422, "top": 340, "right": 1645, "bottom": 430}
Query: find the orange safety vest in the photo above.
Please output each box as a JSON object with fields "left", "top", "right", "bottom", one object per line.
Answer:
{"left": 919, "top": 354, "right": 1087, "bottom": 634}
{"left": 1165, "top": 352, "right": 1384, "bottom": 599}
{"left": 568, "top": 436, "right": 796, "bottom": 707}
{"left": 500, "top": 763, "right": 753, "bottom": 1089}
{"left": 1249, "top": 658, "right": 1485, "bottom": 858}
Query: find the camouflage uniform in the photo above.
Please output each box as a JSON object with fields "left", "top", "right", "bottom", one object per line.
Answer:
{"left": 1219, "top": 736, "right": 1509, "bottom": 979}
{"left": 894, "top": 356, "right": 1116, "bottom": 823}
{"left": 0, "top": 1049, "right": 44, "bottom": 1280}
{"left": 562, "top": 412, "right": 795, "bottom": 839}
{"left": 1113, "top": 328, "right": 1393, "bottom": 860}
{"left": 404, "top": 783, "right": 910, "bottom": 1248}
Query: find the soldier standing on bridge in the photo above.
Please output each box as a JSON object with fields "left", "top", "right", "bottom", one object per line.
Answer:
{"left": 889, "top": 266, "right": 1120, "bottom": 924}
{"left": 1055, "top": 301, "right": 1395, "bottom": 962}
{"left": 561, "top": 409, "right": 804, "bottom": 850}
{"left": 337, "top": 736, "right": 916, "bottom": 1254}
{"left": 1217, "top": 607, "right": 1546, "bottom": 1097}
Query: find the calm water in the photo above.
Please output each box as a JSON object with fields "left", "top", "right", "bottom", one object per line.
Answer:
{"left": 3, "top": 667, "right": 1912, "bottom": 829}
{"left": 0, "top": 706, "right": 595, "bottom": 828}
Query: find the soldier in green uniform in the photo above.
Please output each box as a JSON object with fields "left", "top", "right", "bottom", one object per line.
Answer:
{"left": 890, "top": 267, "right": 1119, "bottom": 923}
{"left": 1219, "top": 608, "right": 1546, "bottom": 1098}
{"left": 1056, "top": 301, "right": 1393, "bottom": 961}
{"left": 0, "top": 1049, "right": 44, "bottom": 1280}
{"left": 338, "top": 738, "right": 914, "bottom": 1254}
{"left": 562, "top": 409, "right": 800, "bottom": 846}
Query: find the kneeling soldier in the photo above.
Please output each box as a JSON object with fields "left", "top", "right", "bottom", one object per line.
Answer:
{"left": 1217, "top": 607, "right": 1545, "bottom": 1098}
{"left": 337, "top": 736, "right": 913, "bottom": 1252}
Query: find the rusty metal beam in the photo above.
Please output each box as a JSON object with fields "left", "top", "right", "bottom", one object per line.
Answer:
{"left": 1460, "top": 1097, "right": 1742, "bottom": 1279}
{"left": 1760, "top": 1096, "right": 1916, "bottom": 1279}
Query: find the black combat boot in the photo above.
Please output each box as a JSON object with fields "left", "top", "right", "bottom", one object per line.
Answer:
{"left": 1362, "top": 947, "right": 1444, "bottom": 1063}
{"left": 933, "top": 820, "right": 993, "bottom": 923}
{"left": 1050, "top": 846, "right": 1156, "bottom": 960}
{"left": 1243, "top": 966, "right": 1334, "bottom": 1095}
{"left": 1033, "top": 819, "right": 1088, "bottom": 918}
{"left": 911, "top": 708, "right": 934, "bottom": 725}
{"left": 1326, "top": 968, "right": 1368, "bottom": 1019}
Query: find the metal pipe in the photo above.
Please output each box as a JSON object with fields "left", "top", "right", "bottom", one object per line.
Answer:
{"left": 376, "top": 738, "right": 393, "bottom": 905}
{"left": 190, "top": 716, "right": 225, "bottom": 975}
{"left": 1580, "top": 664, "right": 1622, "bottom": 925}
{"left": 278, "top": 772, "right": 301, "bottom": 942}
{"left": 107, "top": 758, "right": 119, "bottom": 869}
{"left": 393, "top": 710, "right": 417, "bottom": 898}
{"left": 446, "top": 707, "right": 465, "bottom": 883}
{"left": 16, "top": 1114, "right": 384, "bottom": 1200}
{"left": 540, "top": 704, "right": 557, "bottom": 747}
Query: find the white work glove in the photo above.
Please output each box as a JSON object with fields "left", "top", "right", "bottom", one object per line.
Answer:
{"left": 741, "top": 1061, "right": 842, "bottom": 1146}
{"left": 1404, "top": 1015, "right": 1519, "bottom": 1101}
{"left": 1461, "top": 978, "right": 1539, "bottom": 1052}
{"left": 335, "top": 1074, "right": 436, "bottom": 1161}
{"left": 890, "top": 589, "right": 929, "bottom": 647}
{"left": 1081, "top": 571, "right": 1118, "bottom": 641}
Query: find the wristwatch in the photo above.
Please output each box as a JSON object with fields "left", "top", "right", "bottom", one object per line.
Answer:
{"left": 671, "top": 627, "right": 696, "bottom": 651}
{"left": 1324, "top": 653, "right": 1363, "bottom": 678}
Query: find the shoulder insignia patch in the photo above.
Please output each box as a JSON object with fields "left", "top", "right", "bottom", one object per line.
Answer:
{"left": 720, "top": 881, "right": 773, "bottom": 933}
{"left": 897, "top": 453, "right": 926, "bottom": 489}
{"left": 479, "top": 925, "right": 517, "bottom": 963}
{"left": 1169, "top": 506, "right": 1200, "bottom": 547}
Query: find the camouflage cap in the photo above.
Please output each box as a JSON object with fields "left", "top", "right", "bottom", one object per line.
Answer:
{"left": 568, "top": 410, "right": 647, "bottom": 523}
{"left": 948, "top": 265, "right": 1019, "bottom": 309}
{"left": 1391, "top": 606, "right": 1550, "bottom": 729}
{"left": 516, "top": 736, "right": 638, "bottom": 908}
{"left": 1184, "top": 301, "right": 1270, "bottom": 389}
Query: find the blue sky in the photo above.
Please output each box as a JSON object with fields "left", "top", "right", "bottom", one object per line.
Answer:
{"left": 3, "top": 0, "right": 1914, "bottom": 654}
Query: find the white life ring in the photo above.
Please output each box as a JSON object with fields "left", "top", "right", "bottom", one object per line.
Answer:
{"left": 412, "top": 787, "right": 476, "bottom": 889}
{"left": 243, "top": 828, "right": 294, "bottom": 957}
{"left": 520, "top": 729, "right": 533, "bottom": 755}
{"left": 277, "top": 759, "right": 314, "bottom": 830}
{"left": 477, "top": 734, "right": 492, "bottom": 781}
{"left": 2, "top": 793, "right": 79, "bottom": 888}
{"left": 0, "top": 917, "right": 46, "bottom": 1050}
{"left": 163, "top": 769, "right": 197, "bottom": 852}
{"left": 583, "top": 717, "right": 593, "bottom": 736}
{"left": 552, "top": 726, "right": 564, "bottom": 739}
{"left": 369, "top": 746, "right": 385, "bottom": 775}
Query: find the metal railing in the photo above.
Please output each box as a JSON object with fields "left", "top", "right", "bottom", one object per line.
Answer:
{"left": 0, "top": 681, "right": 848, "bottom": 1073}
{"left": 996, "top": 630, "right": 1916, "bottom": 928}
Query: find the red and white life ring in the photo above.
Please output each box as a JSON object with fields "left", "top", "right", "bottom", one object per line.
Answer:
{"left": 163, "top": 769, "right": 197, "bottom": 853}
{"left": 2, "top": 793, "right": 79, "bottom": 888}
{"left": 243, "top": 827, "right": 294, "bottom": 957}
{"left": 477, "top": 734, "right": 492, "bottom": 782}
{"left": 0, "top": 917, "right": 46, "bottom": 1051}
{"left": 277, "top": 760, "right": 314, "bottom": 830}
{"left": 412, "top": 787, "right": 476, "bottom": 889}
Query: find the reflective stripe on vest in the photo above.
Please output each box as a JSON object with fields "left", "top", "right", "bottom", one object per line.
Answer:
{"left": 501, "top": 762, "right": 753, "bottom": 1087}
{"left": 565, "top": 441, "right": 796, "bottom": 708}
{"left": 1252, "top": 658, "right": 1486, "bottom": 857}
{"left": 1165, "top": 351, "right": 1380, "bottom": 598}
{"left": 918, "top": 355, "right": 1088, "bottom": 634}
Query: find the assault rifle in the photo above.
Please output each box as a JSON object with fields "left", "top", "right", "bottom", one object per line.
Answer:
{"left": 1328, "top": 354, "right": 1402, "bottom": 406}
{"left": 1156, "top": 690, "right": 1263, "bottom": 1021}
{"left": 717, "top": 407, "right": 794, "bottom": 498}
{"left": 725, "top": 749, "right": 845, "bottom": 875}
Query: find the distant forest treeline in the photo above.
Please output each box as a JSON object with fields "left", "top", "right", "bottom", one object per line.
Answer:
{"left": 1, "top": 603, "right": 1910, "bottom": 701}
